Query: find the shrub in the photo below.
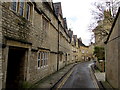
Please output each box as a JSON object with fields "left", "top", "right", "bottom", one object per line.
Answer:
{"left": 19, "top": 81, "right": 31, "bottom": 88}
{"left": 94, "top": 46, "right": 105, "bottom": 60}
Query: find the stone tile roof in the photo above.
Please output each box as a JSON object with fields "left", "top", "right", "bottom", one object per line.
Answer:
{"left": 78, "top": 38, "right": 86, "bottom": 47}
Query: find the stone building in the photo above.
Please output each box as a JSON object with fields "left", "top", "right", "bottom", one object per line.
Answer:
{"left": 78, "top": 38, "right": 89, "bottom": 62}
{"left": 72, "top": 35, "right": 79, "bottom": 62}
{"left": 1, "top": 1, "right": 59, "bottom": 88}
{"left": 83, "top": 42, "right": 95, "bottom": 61}
{"left": 68, "top": 29, "right": 81, "bottom": 63}
{"left": 93, "top": 10, "right": 113, "bottom": 46}
{"left": 104, "top": 8, "right": 120, "bottom": 88}
{"left": 0, "top": 1, "right": 81, "bottom": 89}
{"left": 53, "top": 2, "right": 71, "bottom": 69}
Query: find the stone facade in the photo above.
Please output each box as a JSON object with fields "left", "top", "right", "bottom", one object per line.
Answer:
{"left": 87, "top": 43, "right": 95, "bottom": 60}
{"left": 77, "top": 38, "right": 90, "bottom": 62}
{"left": 105, "top": 8, "right": 120, "bottom": 88}
{"left": 93, "top": 11, "right": 113, "bottom": 47}
{"left": 0, "top": 1, "right": 81, "bottom": 89}
{"left": 80, "top": 46, "right": 89, "bottom": 61}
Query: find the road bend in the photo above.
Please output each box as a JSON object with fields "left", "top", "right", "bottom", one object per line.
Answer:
{"left": 57, "top": 61, "right": 99, "bottom": 89}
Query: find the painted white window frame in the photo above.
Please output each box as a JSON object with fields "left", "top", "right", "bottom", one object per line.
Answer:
{"left": 37, "top": 51, "right": 49, "bottom": 69}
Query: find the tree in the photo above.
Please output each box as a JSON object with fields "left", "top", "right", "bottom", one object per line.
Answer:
{"left": 108, "top": 0, "right": 120, "bottom": 17}
{"left": 94, "top": 46, "right": 105, "bottom": 60}
{"left": 88, "top": 0, "right": 120, "bottom": 43}
{"left": 92, "top": 0, "right": 120, "bottom": 21}
{"left": 89, "top": 0, "right": 120, "bottom": 31}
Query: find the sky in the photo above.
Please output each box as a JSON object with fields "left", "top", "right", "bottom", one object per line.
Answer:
{"left": 53, "top": 0, "right": 101, "bottom": 46}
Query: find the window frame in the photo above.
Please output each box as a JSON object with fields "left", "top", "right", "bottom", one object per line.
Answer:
{"left": 43, "top": 52, "right": 45, "bottom": 67}
{"left": 19, "top": 1, "right": 25, "bottom": 16}
{"left": 37, "top": 51, "right": 49, "bottom": 69}
{"left": 46, "top": 52, "right": 48, "bottom": 66}
{"left": 10, "top": 0, "right": 34, "bottom": 22}
{"left": 41, "top": 52, "right": 44, "bottom": 68}
{"left": 25, "top": 3, "right": 30, "bottom": 20}
{"left": 10, "top": 0, "right": 18, "bottom": 12}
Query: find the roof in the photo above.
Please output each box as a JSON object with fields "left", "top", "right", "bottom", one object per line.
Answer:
{"left": 78, "top": 38, "right": 86, "bottom": 47}
{"left": 79, "top": 41, "right": 86, "bottom": 47}
{"left": 104, "top": 7, "right": 120, "bottom": 44}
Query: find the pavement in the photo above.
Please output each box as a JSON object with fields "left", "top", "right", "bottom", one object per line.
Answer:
{"left": 30, "top": 63, "right": 76, "bottom": 88}
{"left": 91, "top": 64, "right": 113, "bottom": 90}
{"left": 30, "top": 61, "right": 100, "bottom": 89}
{"left": 94, "top": 72, "right": 105, "bottom": 82}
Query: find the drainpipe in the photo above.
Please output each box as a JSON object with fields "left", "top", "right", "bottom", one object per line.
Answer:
{"left": 57, "top": 21, "right": 61, "bottom": 71}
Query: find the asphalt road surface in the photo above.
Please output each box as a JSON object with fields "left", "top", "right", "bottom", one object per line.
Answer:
{"left": 61, "top": 61, "right": 98, "bottom": 89}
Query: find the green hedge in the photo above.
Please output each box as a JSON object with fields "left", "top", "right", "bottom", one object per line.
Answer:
{"left": 94, "top": 46, "right": 105, "bottom": 60}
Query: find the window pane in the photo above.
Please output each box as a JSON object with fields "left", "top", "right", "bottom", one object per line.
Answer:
{"left": 26, "top": 3, "right": 30, "bottom": 19}
{"left": 38, "top": 53, "right": 40, "bottom": 59}
{"left": 46, "top": 53, "right": 48, "bottom": 65}
{"left": 38, "top": 52, "right": 41, "bottom": 67}
{"left": 19, "top": 2, "right": 24, "bottom": 16}
{"left": 45, "top": 53, "right": 46, "bottom": 65}
{"left": 43, "top": 53, "right": 45, "bottom": 66}
{"left": 41, "top": 52, "right": 43, "bottom": 67}
{"left": 38, "top": 60, "right": 40, "bottom": 67}
{"left": 11, "top": 0, "right": 17, "bottom": 11}
{"left": 20, "top": 0, "right": 24, "bottom": 2}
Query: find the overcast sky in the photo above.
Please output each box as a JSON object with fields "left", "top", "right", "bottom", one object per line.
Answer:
{"left": 53, "top": 0, "right": 102, "bottom": 46}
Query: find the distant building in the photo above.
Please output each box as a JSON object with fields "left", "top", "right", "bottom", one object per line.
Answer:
{"left": 78, "top": 38, "right": 89, "bottom": 62}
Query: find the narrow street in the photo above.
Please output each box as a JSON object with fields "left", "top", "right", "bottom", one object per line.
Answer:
{"left": 58, "top": 61, "right": 98, "bottom": 88}
{"left": 1, "top": 0, "right": 119, "bottom": 89}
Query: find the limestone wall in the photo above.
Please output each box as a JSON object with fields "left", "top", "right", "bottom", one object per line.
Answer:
{"left": 106, "top": 11, "right": 120, "bottom": 88}
{"left": 1, "top": 2, "right": 80, "bottom": 88}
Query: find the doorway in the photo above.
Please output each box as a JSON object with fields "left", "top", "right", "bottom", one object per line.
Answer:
{"left": 6, "top": 47, "right": 27, "bottom": 88}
